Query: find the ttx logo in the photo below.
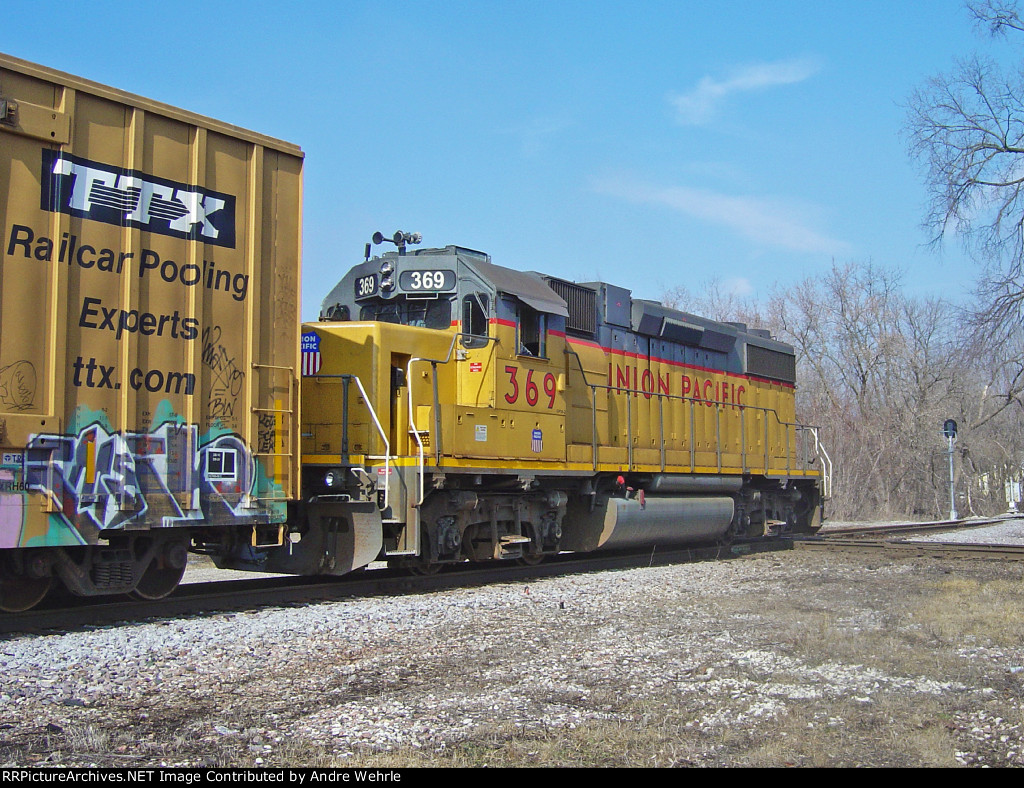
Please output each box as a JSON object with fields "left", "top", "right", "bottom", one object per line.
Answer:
{"left": 40, "top": 151, "right": 236, "bottom": 248}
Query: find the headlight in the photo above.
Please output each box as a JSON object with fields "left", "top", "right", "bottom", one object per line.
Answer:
{"left": 380, "top": 260, "right": 395, "bottom": 275}
{"left": 324, "top": 470, "right": 340, "bottom": 488}
{"left": 381, "top": 275, "right": 395, "bottom": 291}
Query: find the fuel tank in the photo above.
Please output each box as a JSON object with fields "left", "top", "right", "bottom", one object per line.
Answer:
{"left": 561, "top": 495, "right": 735, "bottom": 552}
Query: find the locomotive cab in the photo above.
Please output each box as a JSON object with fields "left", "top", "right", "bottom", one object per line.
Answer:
{"left": 284, "top": 242, "right": 574, "bottom": 573}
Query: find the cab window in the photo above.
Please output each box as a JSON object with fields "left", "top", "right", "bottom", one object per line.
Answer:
{"left": 359, "top": 298, "right": 451, "bottom": 328}
{"left": 462, "top": 294, "right": 489, "bottom": 337}
{"left": 517, "top": 302, "right": 546, "bottom": 357}
{"left": 408, "top": 299, "right": 452, "bottom": 329}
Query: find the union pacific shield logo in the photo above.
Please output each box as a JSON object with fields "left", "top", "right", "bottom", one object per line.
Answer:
{"left": 301, "top": 332, "right": 321, "bottom": 376}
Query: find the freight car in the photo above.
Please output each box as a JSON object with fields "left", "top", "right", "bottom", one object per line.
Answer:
{"left": 0, "top": 54, "right": 830, "bottom": 612}
{"left": 0, "top": 54, "right": 302, "bottom": 611}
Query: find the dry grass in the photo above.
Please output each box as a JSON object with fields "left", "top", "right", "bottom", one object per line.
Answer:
{"left": 913, "top": 577, "right": 1024, "bottom": 646}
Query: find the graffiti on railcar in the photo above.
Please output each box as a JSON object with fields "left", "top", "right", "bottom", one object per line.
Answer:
{"left": 0, "top": 407, "right": 283, "bottom": 548}
{"left": 0, "top": 361, "right": 36, "bottom": 411}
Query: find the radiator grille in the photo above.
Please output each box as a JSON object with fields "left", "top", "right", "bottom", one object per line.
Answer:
{"left": 546, "top": 278, "right": 596, "bottom": 336}
{"left": 747, "top": 344, "right": 796, "bottom": 384}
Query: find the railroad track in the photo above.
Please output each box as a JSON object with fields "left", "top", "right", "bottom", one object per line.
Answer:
{"left": 795, "top": 513, "right": 1024, "bottom": 559}
{"left": 0, "top": 538, "right": 790, "bottom": 636}
{"left": 817, "top": 514, "right": 1024, "bottom": 538}
{"left": 792, "top": 537, "right": 1024, "bottom": 561}
{"left": 8, "top": 515, "right": 1022, "bottom": 636}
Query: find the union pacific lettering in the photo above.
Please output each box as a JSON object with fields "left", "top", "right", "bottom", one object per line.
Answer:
{"left": 606, "top": 360, "right": 746, "bottom": 406}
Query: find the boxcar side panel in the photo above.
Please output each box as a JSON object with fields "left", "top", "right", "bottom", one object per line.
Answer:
{"left": 0, "top": 53, "right": 302, "bottom": 549}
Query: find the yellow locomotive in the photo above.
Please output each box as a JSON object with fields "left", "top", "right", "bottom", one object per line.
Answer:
{"left": 245, "top": 234, "right": 830, "bottom": 577}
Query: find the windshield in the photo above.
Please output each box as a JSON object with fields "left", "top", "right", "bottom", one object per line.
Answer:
{"left": 359, "top": 297, "right": 452, "bottom": 329}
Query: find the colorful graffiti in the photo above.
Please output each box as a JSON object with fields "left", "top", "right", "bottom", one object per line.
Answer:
{"left": 0, "top": 412, "right": 283, "bottom": 549}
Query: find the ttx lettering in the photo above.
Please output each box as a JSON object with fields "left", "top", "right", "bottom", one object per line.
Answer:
{"left": 50, "top": 154, "right": 225, "bottom": 241}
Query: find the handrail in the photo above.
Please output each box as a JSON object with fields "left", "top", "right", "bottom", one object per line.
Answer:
{"left": 319, "top": 337, "right": 832, "bottom": 520}
{"left": 309, "top": 373, "right": 392, "bottom": 511}
{"left": 402, "top": 332, "right": 499, "bottom": 557}
{"left": 407, "top": 332, "right": 498, "bottom": 505}
{"left": 804, "top": 425, "right": 834, "bottom": 499}
{"left": 586, "top": 380, "right": 825, "bottom": 480}
{"left": 562, "top": 346, "right": 600, "bottom": 471}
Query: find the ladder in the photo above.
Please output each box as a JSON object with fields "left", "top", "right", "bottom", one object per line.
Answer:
{"left": 250, "top": 363, "right": 297, "bottom": 504}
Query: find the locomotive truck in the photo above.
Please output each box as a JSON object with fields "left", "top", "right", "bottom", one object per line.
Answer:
{"left": 0, "top": 53, "right": 830, "bottom": 612}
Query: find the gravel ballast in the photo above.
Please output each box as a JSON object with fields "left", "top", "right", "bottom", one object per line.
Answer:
{"left": 2, "top": 519, "right": 1024, "bottom": 767}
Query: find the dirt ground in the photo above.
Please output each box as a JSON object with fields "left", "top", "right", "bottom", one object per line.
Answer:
{"left": 2, "top": 547, "right": 1024, "bottom": 768}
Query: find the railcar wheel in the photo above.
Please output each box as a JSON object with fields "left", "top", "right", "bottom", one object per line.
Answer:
{"left": 130, "top": 541, "right": 188, "bottom": 601}
{"left": 0, "top": 570, "right": 51, "bottom": 613}
{"left": 0, "top": 552, "right": 54, "bottom": 612}
{"left": 516, "top": 553, "right": 545, "bottom": 566}
{"left": 130, "top": 561, "right": 186, "bottom": 600}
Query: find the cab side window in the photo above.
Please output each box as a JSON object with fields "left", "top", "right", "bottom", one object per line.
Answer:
{"left": 517, "top": 302, "right": 546, "bottom": 358}
{"left": 461, "top": 294, "right": 489, "bottom": 348}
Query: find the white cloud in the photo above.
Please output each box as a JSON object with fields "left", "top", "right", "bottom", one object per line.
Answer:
{"left": 595, "top": 175, "right": 851, "bottom": 257}
{"left": 671, "top": 58, "right": 821, "bottom": 125}
{"left": 723, "top": 276, "right": 754, "bottom": 297}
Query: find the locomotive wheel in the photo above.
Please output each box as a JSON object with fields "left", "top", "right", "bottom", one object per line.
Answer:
{"left": 403, "top": 528, "right": 443, "bottom": 575}
{"left": 516, "top": 552, "right": 545, "bottom": 567}
{"left": 789, "top": 497, "right": 822, "bottom": 535}
{"left": 0, "top": 565, "right": 52, "bottom": 613}
{"left": 792, "top": 521, "right": 822, "bottom": 535}
{"left": 130, "top": 541, "right": 188, "bottom": 601}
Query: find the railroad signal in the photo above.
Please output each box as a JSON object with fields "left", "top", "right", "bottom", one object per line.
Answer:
{"left": 943, "top": 419, "right": 958, "bottom": 520}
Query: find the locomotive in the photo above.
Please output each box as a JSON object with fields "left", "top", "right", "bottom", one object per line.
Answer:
{"left": 216, "top": 233, "right": 830, "bottom": 579}
{"left": 0, "top": 53, "right": 829, "bottom": 612}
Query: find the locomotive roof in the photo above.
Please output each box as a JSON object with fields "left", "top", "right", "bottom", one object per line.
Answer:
{"left": 322, "top": 244, "right": 790, "bottom": 356}
{"left": 462, "top": 256, "right": 569, "bottom": 318}
{"left": 360, "top": 245, "right": 571, "bottom": 318}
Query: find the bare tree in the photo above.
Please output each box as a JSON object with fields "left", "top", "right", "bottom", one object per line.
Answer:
{"left": 662, "top": 244, "right": 1024, "bottom": 519}
{"left": 969, "top": 0, "right": 1024, "bottom": 35}
{"left": 907, "top": 1, "right": 1024, "bottom": 329}
{"left": 661, "top": 277, "right": 766, "bottom": 326}
{"left": 667, "top": 260, "right": 1024, "bottom": 520}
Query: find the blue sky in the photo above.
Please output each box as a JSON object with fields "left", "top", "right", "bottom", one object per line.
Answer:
{"left": 5, "top": 1, "right": 1015, "bottom": 319}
